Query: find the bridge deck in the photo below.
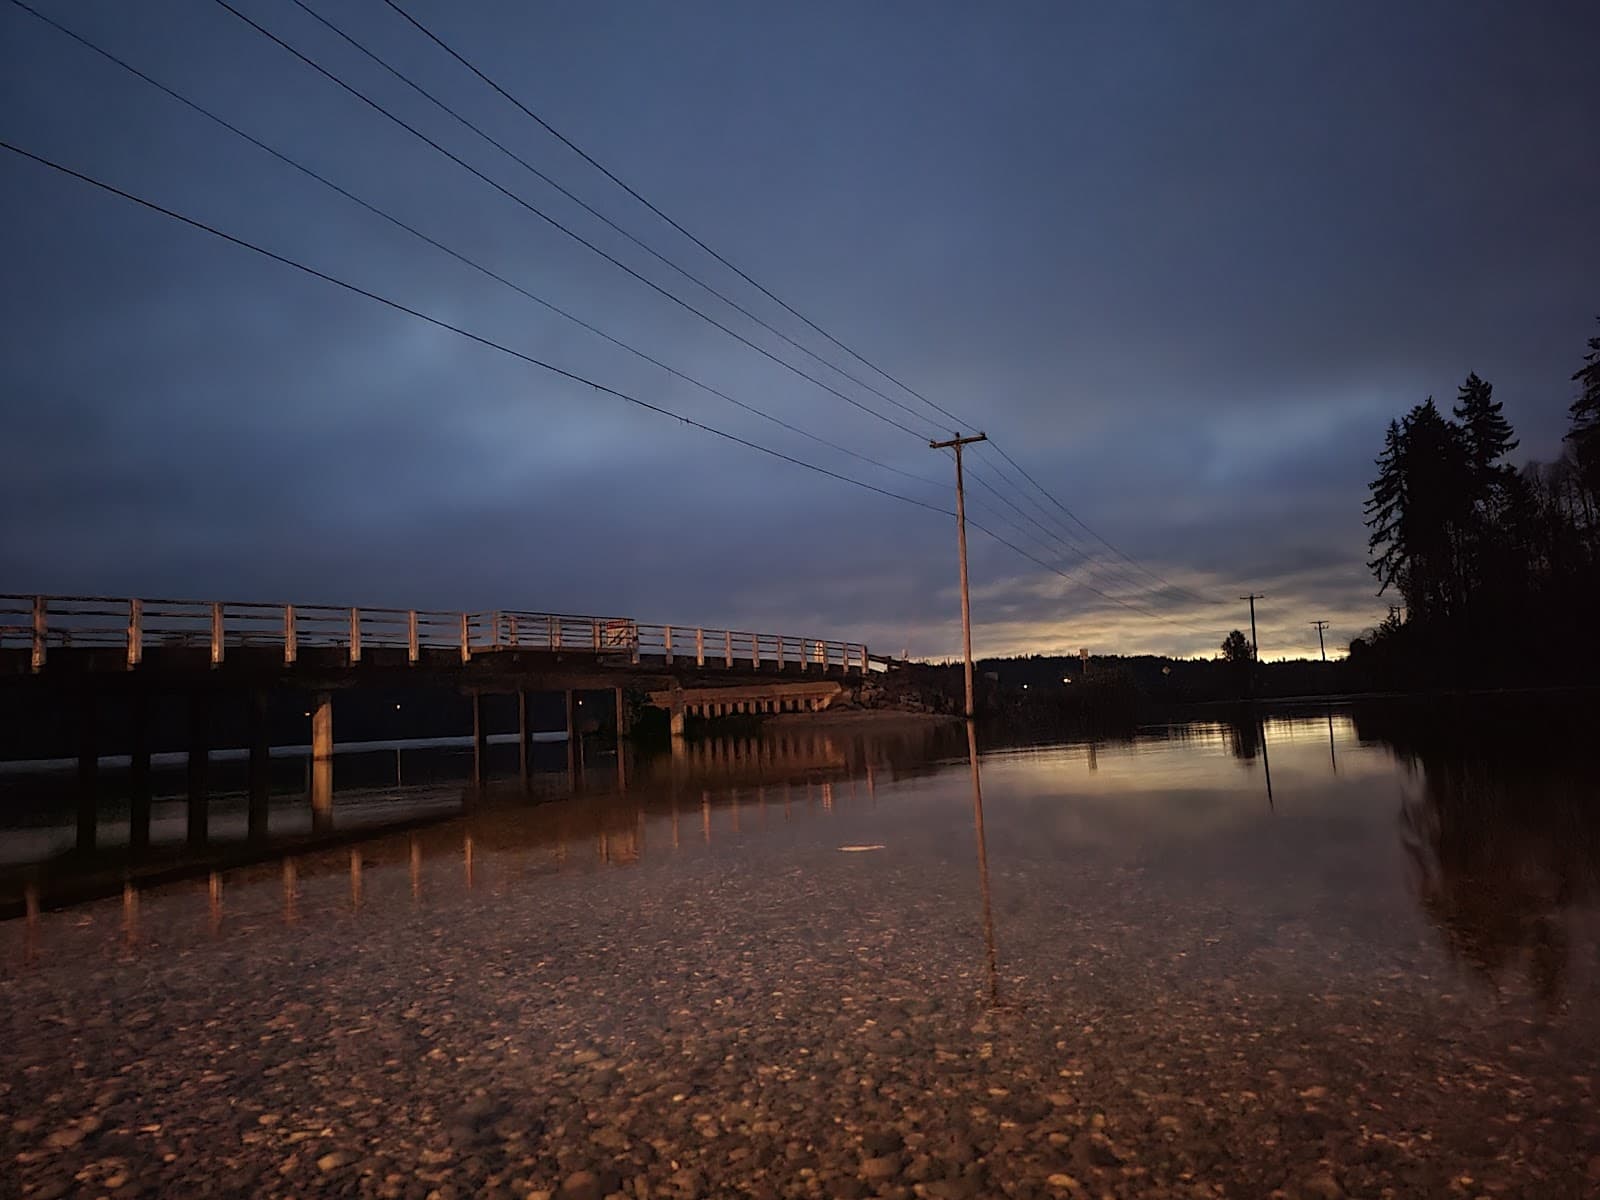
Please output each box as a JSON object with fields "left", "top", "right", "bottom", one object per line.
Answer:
{"left": 0, "top": 594, "right": 879, "bottom": 688}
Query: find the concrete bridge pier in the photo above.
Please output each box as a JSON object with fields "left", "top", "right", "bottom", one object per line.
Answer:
{"left": 668, "top": 685, "right": 686, "bottom": 740}
{"left": 311, "top": 692, "right": 333, "bottom": 761}
{"left": 310, "top": 691, "right": 333, "bottom": 831}
{"left": 186, "top": 693, "right": 209, "bottom": 847}
{"left": 75, "top": 693, "right": 97, "bottom": 854}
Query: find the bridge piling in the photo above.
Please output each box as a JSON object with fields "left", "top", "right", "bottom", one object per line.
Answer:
{"left": 75, "top": 693, "right": 98, "bottom": 853}
{"left": 517, "top": 689, "right": 531, "bottom": 784}
{"left": 247, "top": 690, "right": 270, "bottom": 841}
{"left": 129, "top": 700, "right": 151, "bottom": 853}
{"left": 614, "top": 687, "right": 627, "bottom": 793}
{"left": 472, "top": 692, "right": 488, "bottom": 787}
{"left": 186, "top": 693, "right": 209, "bottom": 847}
{"left": 565, "top": 690, "right": 580, "bottom": 782}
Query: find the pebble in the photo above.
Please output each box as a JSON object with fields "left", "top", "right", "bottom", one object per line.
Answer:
{"left": 4, "top": 762, "right": 1597, "bottom": 1200}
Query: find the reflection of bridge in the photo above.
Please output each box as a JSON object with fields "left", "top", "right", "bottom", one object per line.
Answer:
{"left": 0, "top": 592, "right": 887, "bottom": 856}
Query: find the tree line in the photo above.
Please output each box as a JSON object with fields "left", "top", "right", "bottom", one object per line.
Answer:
{"left": 1353, "top": 317, "right": 1600, "bottom": 685}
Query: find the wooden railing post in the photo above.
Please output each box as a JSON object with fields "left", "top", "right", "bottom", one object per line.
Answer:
{"left": 776, "top": 636, "right": 785, "bottom": 670}
{"left": 508, "top": 614, "right": 519, "bottom": 647}
{"left": 284, "top": 605, "right": 297, "bottom": 665}
{"left": 695, "top": 628, "right": 705, "bottom": 666}
{"left": 724, "top": 630, "right": 733, "bottom": 668}
{"left": 860, "top": 646, "right": 869, "bottom": 674}
{"left": 664, "top": 624, "right": 674, "bottom": 665}
{"left": 407, "top": 610, "right": 419, "bottom": 665}
{"left": 550, "top": 615, "right": 561, "bottom": 650}
{"left": 210, "top": 602, "right": 224, "bottom": 667}
{"left": 460, "top": 613, "right": 471, "bottom": 662}
{"left": 348, "top": 607, "right": 361, "bottom": 665}
{"left": 492, "top": 610, "right": 503, "bottom": 651}
{"left": 751, "top": 634, "right": 759, "bottom": 669}
{"left": 31, "top": 596, "right": 46, "bottom": 672}
{"left": 126, "top": 598, "right": 143, "bottom": 669}
{"left": 593, "top": 618, "right": 601, "bottom": 651}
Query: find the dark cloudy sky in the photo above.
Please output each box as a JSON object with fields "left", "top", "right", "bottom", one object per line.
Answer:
{"left": 3, "top": 0, "right": 1597, "bottom": 661}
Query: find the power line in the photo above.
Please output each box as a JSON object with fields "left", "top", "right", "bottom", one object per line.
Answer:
{"left": 377, "top": 0, "right": 976, "bottom": 436}
{"left": 207, "top": 0, "right": 940, "bottom": 442}
{"left": 967, "top": 511, "right": 1234, "bottom": 639}
{"left": 289, "top": 0, "right": 946, "bottom": 441}
{"left": 981, "top": 439, "right": 1224, "bottom": 607}
{"left": 6, "top": 0, "right": 950, "bottom": 504}
{"left": 965, "top": 457, "right": 1186, "bottom": 605}
{"left": 0, "top": 134, "right": 1230, "bottom": 647}
{"left": 0, "top": 138, "right": 951, "bottom": 517}
{"left": 370, "top": 1, "right": 1224, "bottom": 607}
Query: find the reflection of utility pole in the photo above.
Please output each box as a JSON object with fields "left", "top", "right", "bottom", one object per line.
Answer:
{"left": 1258, "top": 715, "right": 1274, "bottom": 811}
{"left": 1310, "top": 619, "right": 1329, "bottom": 662}
{"left": 1240, "top": 594, "right": 1264, "bottom": 659}
{"left": 964, "top": 720, "right": 1000, "bottom": 1007}
{"left": 931, "top": 432, "right": 987, "bottom": 718}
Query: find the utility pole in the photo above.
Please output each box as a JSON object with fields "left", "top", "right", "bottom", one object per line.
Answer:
{"left": 1240, "top": 593, "right": 1264, "bottom": 661}
{"left": 931, "top": 432, "right": 987, "bottom": 718}
{"left": 1309, "top": 619, "right": 1330, "bottom": 662}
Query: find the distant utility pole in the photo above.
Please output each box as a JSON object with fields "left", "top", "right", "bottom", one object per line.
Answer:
{"left": 931, "top": 432, "right": 987, "bottom": 719}
{"left": 1240, "top": 594, "right": 1264, "bottom": 661}
{"left": 1310, "top": 619, "right": 1330, "bottom": 662}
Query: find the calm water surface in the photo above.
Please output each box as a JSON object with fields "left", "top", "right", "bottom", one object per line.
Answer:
{"left": 3, "top": 703, "right": 1597, "bottom": 1198}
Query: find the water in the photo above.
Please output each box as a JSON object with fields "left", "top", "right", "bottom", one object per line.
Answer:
{"left": 3, "top": 702, "right": 1598, "bottom": 1197}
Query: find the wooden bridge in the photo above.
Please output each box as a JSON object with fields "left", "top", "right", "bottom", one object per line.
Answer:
{"left": 0, "top": 592, "right": 888, "bottom": 855}
{"left": 0, "top": 594, "right": 875, "bottom": 680}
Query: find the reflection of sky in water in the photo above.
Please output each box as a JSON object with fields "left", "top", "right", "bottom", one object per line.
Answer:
{"left": 8, "top": 708, "right": 1598, "bottom": 1017}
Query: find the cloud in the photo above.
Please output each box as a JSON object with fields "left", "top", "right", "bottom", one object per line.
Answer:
{"left": 2, "top": 0, "right": 1596, "bottom": 660}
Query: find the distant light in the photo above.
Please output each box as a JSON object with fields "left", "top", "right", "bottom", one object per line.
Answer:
{"left": 1022, "top": 683, "right": 1029, "bottom": 689}
{"left": 1062, "top": 677, "right": 1072, "bottom": 685}
{"left": 302, "top": 711, "right": 310, "bottom": 718}
{"left": 394, "top": 704, "right": 401, "bottom": 710}
{"left": 577, "top": 699, "right": 584, "bottom": 705}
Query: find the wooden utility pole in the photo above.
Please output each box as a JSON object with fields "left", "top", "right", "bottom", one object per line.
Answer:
{"left": 1240, "top": 594, "right": 1264, "bottom": 661}
{"left": 1310, "top": 619, "right": 1330, "bottom": 662}
{"left": 931, "top": 432, "right": 987, "bottom": 718}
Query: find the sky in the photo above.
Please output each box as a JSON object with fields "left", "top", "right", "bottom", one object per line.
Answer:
{"left": 3, "top": 0, "right": 1597, "bottom": 662}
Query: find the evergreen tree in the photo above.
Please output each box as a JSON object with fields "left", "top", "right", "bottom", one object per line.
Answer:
{"left": 1566, "top": 317, "right": 1600, "bottom": 505}
{"left": 1453, "top": 372, "right": 1517, "bottom": 503}
{"left": 1366, "top": 398, "right": 1472, "bottom": 624}
{"left": 1365, "top": 420, "right": 1407, "bottom": 596}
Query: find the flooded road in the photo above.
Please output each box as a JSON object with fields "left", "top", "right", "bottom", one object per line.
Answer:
{"left": 3, "top": 704, "right": 1597, "bottom": 1198}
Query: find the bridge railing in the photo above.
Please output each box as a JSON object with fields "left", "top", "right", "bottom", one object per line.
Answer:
{"left": 1, "top": 594, "right": 871, "bottom": 675}
{"left": 478, "top": 610, "right": 638, "bottom": 655}
{"left": 633, "top": 622, "right": 867, "bottom": 674}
